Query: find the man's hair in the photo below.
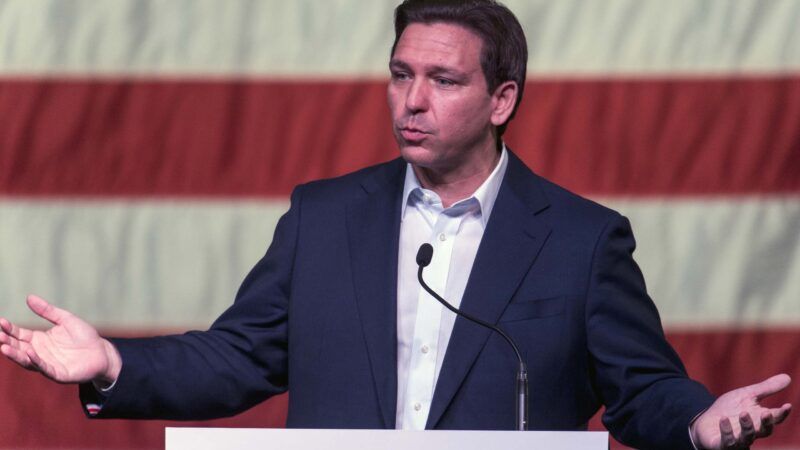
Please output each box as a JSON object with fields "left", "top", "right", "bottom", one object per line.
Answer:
{"left": 391, "top": 0, "right": 528, "bottom": 136}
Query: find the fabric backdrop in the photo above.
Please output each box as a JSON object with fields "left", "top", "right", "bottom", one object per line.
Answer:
{"left": 1, "top": 1, "right": 798, "bottom": 449}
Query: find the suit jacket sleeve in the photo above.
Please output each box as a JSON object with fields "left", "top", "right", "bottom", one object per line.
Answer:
{"left": 587, "top": 214, "right": 715, "bottom": 449}
{"left": 79, "top": 186, "right": 305, "bottom": 420}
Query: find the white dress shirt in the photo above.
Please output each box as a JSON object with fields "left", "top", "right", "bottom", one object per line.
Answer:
{"left": 395, "top": 147, "right": 508, "bottom": 430}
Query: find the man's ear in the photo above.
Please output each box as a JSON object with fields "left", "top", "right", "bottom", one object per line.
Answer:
{"left": 490, "top": 81, "right": 519, "bottom": 127}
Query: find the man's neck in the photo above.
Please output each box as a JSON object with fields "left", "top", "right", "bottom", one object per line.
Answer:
{"left": 412, "top": 142, "right": 501, "bottom": 208}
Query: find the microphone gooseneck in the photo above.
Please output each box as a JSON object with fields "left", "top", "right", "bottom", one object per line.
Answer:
{"left": 415, "top": 243, "right": 529, "bottom": 431}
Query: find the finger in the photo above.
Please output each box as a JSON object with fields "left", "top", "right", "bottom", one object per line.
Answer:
{"left": 0, "top": 343, "right": 34, "bottom": 369}
{"left": 24, "top": 348, "right": 47, "bottom": 373}
{"left": 0, "top": 320, "right": 16, "bottom": 344}
{"left": 758, "top": 411, "right": 774, "bottom": 438}
{"left": 720, "top": 417, "right": 738, "bottom": 448}
{"left": 747, "top": 374, "right": 792, "bottom": 401}
{"left": 25, "top": 348, "right": 57, "bottom": 380}
{"left": 739, "top": 412, "right": 756, "bottom": 446}
{"left": 0, "top": 317, "right": 11, "bottom": 333}
{"left": 0, "top": 328, "right": 30, "bottom": 351}
{"left": 0, "top": 330, "right": 20, "bottom": 349}
{"left": 0, "top": 317, "right": 33, "bottom": 342}
{"left": 26, "top": 295, "right": 71, "bottom": 326}
{"left": 772, "top": 403, "right": 792, "bottom": 424}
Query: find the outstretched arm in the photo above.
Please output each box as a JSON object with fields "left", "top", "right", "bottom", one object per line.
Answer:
{"left": 0, "top": 294, "right": 121, "bottom": 387}
{"left": 691, "top": 374, "right": 792, "bottom": 449}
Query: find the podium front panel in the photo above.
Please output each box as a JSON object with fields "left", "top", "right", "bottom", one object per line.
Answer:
{"left": 166, "top": 427, "right": 608, "bottom": 450}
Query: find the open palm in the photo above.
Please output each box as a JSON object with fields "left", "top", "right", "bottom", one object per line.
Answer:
{"left": 691, "top": 374, "right": 792, "bottom": 449}
{"left": 0, "top": 295, "right": 119, "bottom": 385}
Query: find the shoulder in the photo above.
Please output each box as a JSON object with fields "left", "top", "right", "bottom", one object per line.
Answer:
{"left": 540, "top": 176, "right": 621, "bottom": 225}
{"left": 506, "top": 151, "right": 623, "bottom": 231}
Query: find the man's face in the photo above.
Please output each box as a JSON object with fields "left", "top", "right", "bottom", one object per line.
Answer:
{"left": 388, "top": 22, "right": 496, "bottom": 171}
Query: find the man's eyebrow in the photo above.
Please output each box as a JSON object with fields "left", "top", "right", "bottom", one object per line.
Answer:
{"left": 389, "top": 59, "right": 411, "bottom": 71}
{"left": 427, "top": 65, "right": 467, "bottom": 78}
{"left": 389, "top": 60, "right": 467, "bottom": 78}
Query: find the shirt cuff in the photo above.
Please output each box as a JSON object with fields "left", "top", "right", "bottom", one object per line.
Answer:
{"left": 92, "top": 377, "right": 118, "bottom": 393}
{"left": 81, "top": 378, "right": 117, "bottom": 417}
{"left": 688, "top": 408, "right": 709, "bottom": 450}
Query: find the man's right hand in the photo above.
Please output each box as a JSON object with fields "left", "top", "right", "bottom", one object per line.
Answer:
{"left": 0, "top": 295, "right": 121, "bottom": 387}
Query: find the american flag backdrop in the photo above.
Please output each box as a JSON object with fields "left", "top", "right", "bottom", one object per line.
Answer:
{"left": 1, "top": 1, "right": 799, "bottom": 449}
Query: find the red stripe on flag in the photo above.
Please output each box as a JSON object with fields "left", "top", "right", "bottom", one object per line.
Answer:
{"left": 1, "top": 329, "right": 797, "bottom": 449}
{"left": 0, "top": 359, "right": 288, "bottom": 449}
{"left": 1, "top": 77, "right": 798, "bottom": 197}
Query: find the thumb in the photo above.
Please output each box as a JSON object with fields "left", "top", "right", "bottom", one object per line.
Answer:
{"left": 748, "top": 374, "right": 792, "bottom": 401}
{"left": 26, "top": 295, "right": 72, "bottom": 326}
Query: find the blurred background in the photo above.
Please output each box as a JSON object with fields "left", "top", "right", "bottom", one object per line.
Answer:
{"left": 1, "top": 0, "right": 799, "bottom": 449}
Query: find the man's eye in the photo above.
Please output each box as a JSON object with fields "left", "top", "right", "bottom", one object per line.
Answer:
{"left": 435, "top": 78, "right": 455, "bottom": 87}
{"left": 392, "top": 72, "right": 411, "bottom": 81}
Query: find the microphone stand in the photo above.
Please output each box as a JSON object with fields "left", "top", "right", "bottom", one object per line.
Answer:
{"left": 416, "top": 244, "right": 528, "bottom": 431}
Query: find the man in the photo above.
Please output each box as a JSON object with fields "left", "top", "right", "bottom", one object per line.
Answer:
{"left": 0, "top": 1, "right": 792, "bottom": 449}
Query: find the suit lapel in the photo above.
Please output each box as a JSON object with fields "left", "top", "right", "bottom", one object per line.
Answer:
{"left": 346, "top": 159, "right": 406, "bottom": 429}
{"left": 426, "top": 152, "right": 552, "bottom": 429}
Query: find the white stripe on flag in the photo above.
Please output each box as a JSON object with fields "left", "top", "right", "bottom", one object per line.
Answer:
{"left": 605, "top": 196, "right": 800, "bottom": 328}
{"left": 1, "top": 0, "right": 799, "bottom": 77}
{"left": 0, "top": 199, "right": 287, "bottom": 328}
{"left": 1, "top": 197, "right": 798, "bottom": 329}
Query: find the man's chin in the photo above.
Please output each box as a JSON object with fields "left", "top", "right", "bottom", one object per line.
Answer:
{"left": 399, "top": 145, "right": 439, "bottom": 168}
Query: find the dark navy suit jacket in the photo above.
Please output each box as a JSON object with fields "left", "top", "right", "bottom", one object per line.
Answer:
{"left": 82, "top": 152, "right": 715, "bottom": 450}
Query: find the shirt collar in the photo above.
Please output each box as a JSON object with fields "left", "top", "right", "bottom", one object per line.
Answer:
{"left": 401, "top": 144, "right": 509, "bottom": 228}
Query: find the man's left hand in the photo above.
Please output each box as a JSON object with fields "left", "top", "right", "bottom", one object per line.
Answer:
{"left": 690, "top": 373, "right": 792, "bottom": 449}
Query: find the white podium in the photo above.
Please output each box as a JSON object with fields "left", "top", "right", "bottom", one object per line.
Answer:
{"left": 166, "top": 427, "right": 608, "bottom": 449}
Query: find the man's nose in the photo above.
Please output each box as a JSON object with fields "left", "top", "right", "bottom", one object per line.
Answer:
{"left": 405, "top": 78, "right": 429, "bottom": 112}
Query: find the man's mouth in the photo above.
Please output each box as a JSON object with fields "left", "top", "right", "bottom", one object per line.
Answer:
{"left": 399, "top": 127, "right": 429, "bottom": 141}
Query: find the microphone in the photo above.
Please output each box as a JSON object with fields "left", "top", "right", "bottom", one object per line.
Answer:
{"left": 416, "top": 243, "right": 529, "bottom": 431}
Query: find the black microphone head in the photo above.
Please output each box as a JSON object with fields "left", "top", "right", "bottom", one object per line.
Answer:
{"left": 416, "top": 243, "right": 433, "bottom": 267}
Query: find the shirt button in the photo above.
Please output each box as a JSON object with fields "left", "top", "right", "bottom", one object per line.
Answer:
{"left": 421, "top": 345, "right": 429, "bottom": 354}
{"left": 438, "top": 233, "right": 446, "bottom": 241}
{"left": 413, "top": 402, "right": 422, "bottom": 411}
